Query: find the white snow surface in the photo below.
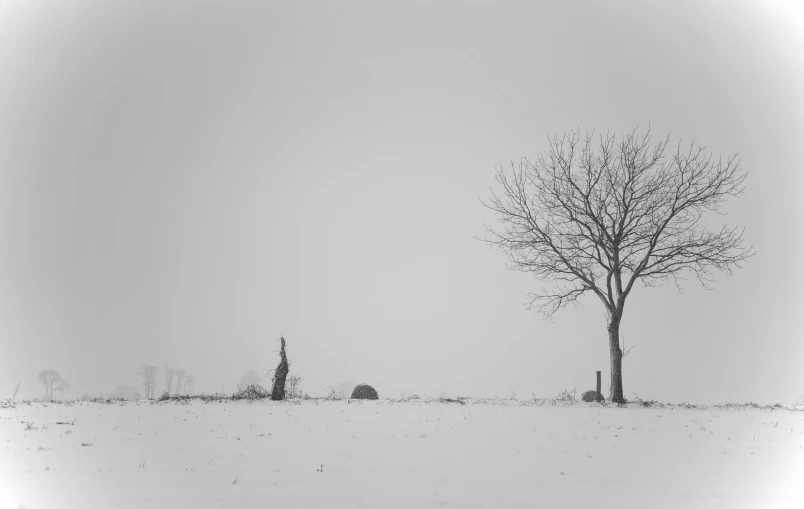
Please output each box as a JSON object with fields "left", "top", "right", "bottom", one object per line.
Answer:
{"left": 2, "top": 398, "right": 803, "bottom": 508}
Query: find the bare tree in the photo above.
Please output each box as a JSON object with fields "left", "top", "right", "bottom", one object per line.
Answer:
{"left": 137, "top": 365, "right": 160, "bottom": 399}
{"left": 183, "top": 373, "right": 195, "bottom": 395}
{"left": 37, "top": 370, "right": 65, "bottom": 401}
{"left": 237, "top": 370, "right": 262, "bottom": 391}
{"left": 5, "top": 382, "right": 21, "bottom": 406}
{"left": 174, "top": 369, "right": 187, "bottom": 395}
{"left": 482, "top": 127, "right": 753, "bottom": 403}
{"left": 164, "top": 366, "right": 177, "bottom": 395}
{"left": 55, "top": 380, "right": 71, "bottom": 400}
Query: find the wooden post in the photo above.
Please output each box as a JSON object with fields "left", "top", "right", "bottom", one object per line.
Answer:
{"left": 596, "top": 371, "right": 602, "bottom": 402}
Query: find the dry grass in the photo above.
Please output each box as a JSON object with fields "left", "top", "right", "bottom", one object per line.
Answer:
{"left": 3, "top": 389, "right": 802, "bottom": 412}
{"left": 713, "top": 401, "right": 801, "bottom": 412}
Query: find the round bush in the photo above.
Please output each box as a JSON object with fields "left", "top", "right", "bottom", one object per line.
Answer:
{"left": 581, "top": 390, "right": 601, "bottom": 402}
{"left": 350, "top": 384, "right": 379, "bottom": 400}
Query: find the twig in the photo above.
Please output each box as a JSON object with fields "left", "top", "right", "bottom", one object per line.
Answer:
{"left": 10, "top": 382, "right": 20, "bottom": 404}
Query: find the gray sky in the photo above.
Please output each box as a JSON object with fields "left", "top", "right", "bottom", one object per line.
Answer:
{"left": 1, "top": 0, "right": 802, "bottom": 403}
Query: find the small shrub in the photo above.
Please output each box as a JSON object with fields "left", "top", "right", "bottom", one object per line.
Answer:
{"left": 324, "top": 386, "right": 345, "bottom": 400}
{"left": 554, "top": 388, "right": 578, "bottom": 404}
{"left": 581, "top": 390, "right": 601, "bottom": 403}
{"left": 286, "top": 374, "right": 303, "bottom": 399}
{"left": 629, "top": 394, "right": 663, "bottom": 408}
{"left": 232, "top": 384, "right": 270, "bottom": 401}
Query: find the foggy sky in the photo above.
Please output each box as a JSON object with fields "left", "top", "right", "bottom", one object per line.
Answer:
{"left": 1, "top": 0, "right": 802, "bottom": 403}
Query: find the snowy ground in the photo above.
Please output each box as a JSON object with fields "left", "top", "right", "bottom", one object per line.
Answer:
{"left": 2, "top": 398, "right": 803, "bottom": 509}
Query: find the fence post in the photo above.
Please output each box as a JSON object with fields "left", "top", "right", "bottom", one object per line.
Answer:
{"left": 596, "top": 371, "right": 602, "bottom": 402}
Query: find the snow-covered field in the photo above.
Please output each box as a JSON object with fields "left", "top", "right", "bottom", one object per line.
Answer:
{"left": 2, "top": 398, "right": 803, "bottom": 508}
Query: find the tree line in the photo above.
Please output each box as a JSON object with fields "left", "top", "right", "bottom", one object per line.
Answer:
{"left": 137, "top": 365, "right": 195, "bottom": 399}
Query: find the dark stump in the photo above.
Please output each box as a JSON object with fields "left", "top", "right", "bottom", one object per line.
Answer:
{"left": 271, "top": 336, "right": 289, "bottom": 401}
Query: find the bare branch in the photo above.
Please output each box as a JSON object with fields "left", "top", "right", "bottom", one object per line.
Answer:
{"left": 621, "top": 330, "right": 638, "bottom": 361}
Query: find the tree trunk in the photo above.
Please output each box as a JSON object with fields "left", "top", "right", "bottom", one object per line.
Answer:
{"left": 608, "top": 319, "right": 625, "bottom": 404}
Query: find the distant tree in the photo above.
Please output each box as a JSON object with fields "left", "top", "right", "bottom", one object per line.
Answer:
{"left": 109, "top": 386, "right": 139, "bottom": 400}
{"left": 55, "top": 380, "right": 71, "bottom": 400}
{"left": 164, "top": 366, "right": 177, "bottom": 395}
{"left": 183, "top": 373, "right": 195, "bottom": 395}
{"left": 37, "top": 370, "right": 65, "bottom": 401}
{"left": 237, "top": 370, "right": 262, "bottom": 391}
{"left": 137, "top": 365, "right": 160, "bottom": 399}
{"left": 174, "top": 369, "right": 187, "bottom": 395}
{"left": 482, "top": 127, "right": 754, "bottom": 403}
